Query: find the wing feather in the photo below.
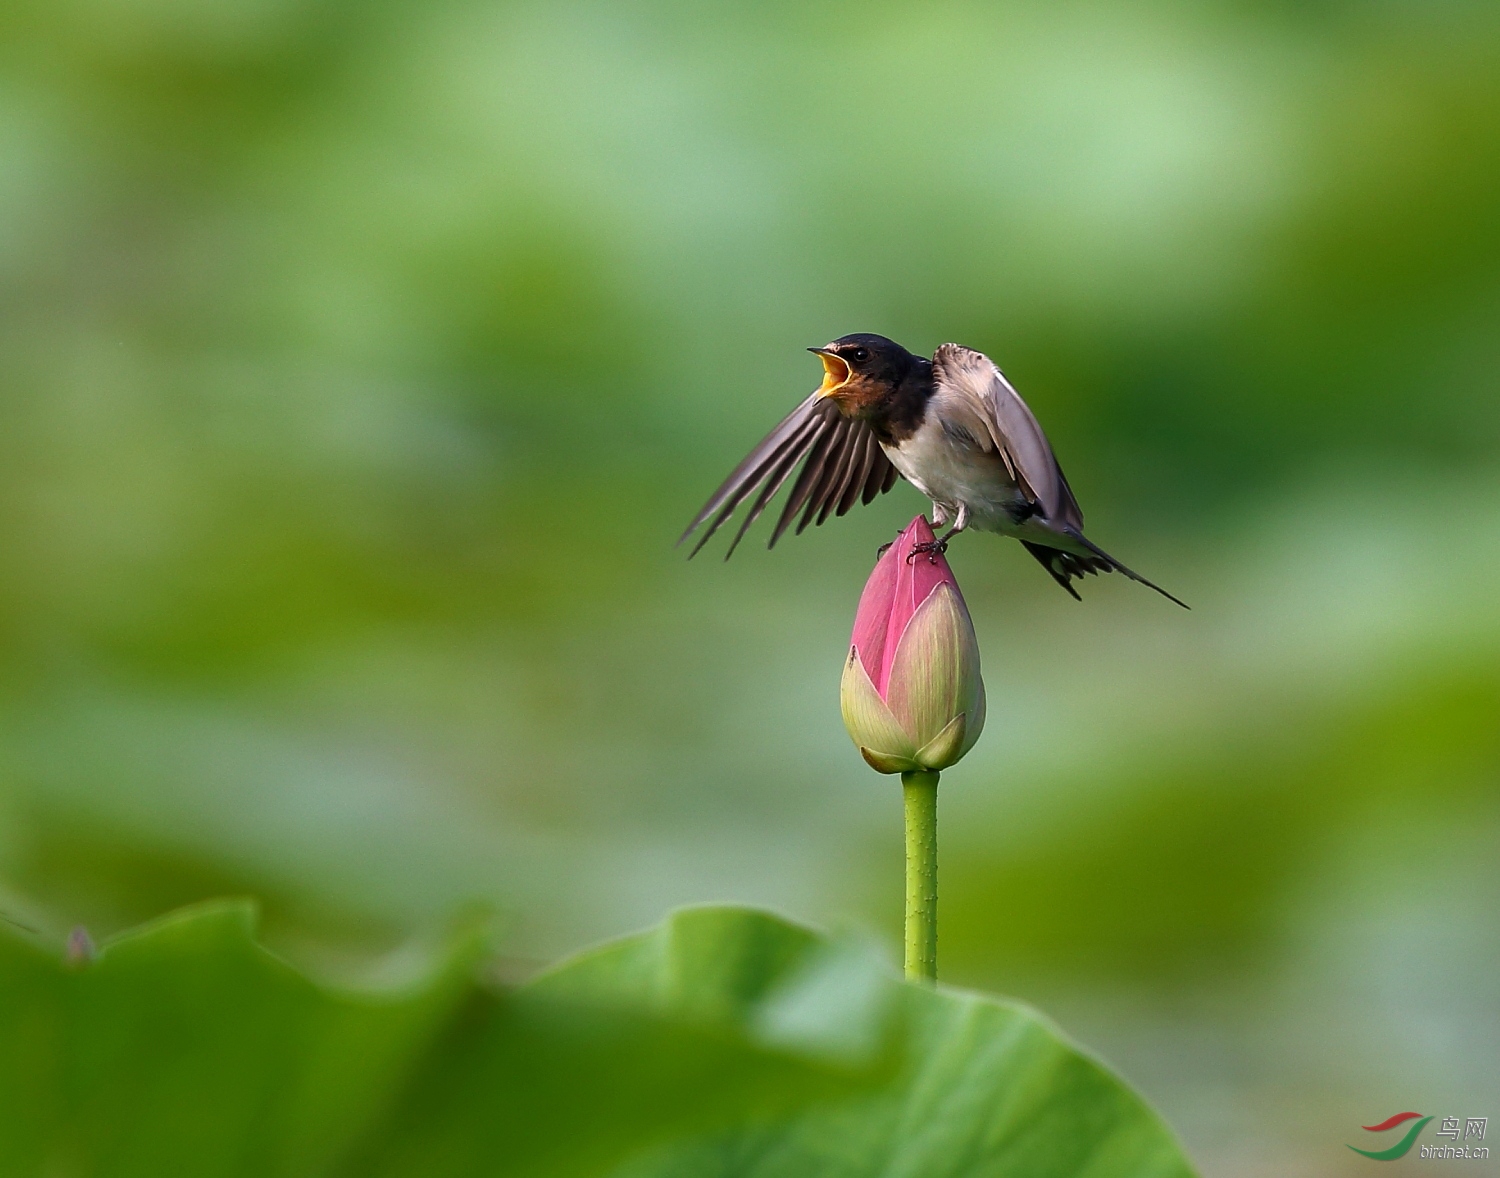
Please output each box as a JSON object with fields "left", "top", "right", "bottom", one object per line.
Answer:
{"left": 723, "top": 414, "right": 833, "bottom": 558}
{"left": 682, "top": 396, "right": 900, "bottom": 558}
{"left": 837, "top": 429, "right": 876, "bottom": 516}
{"left": 931, "top": 343, "right": 1083, "bottom": 530}
{"left": 815, "top": 422, "right": 864, "bottom": 527}
{"left": 769, "top": 420, "right": 840, "bottom": 547}
{"left": 685, "top": 411, "right": 822, "bottom": 557}
{"left": 679, "top": 394, "right": 820, "bottom": 546}
{"left": 795, "top": 422, "right": 847, "bottom": 534}
{"left": 860, "top": 433, "right": 888, "bottom": 504}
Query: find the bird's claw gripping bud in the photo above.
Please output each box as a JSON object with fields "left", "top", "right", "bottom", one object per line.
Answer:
{"left": 841, "top": 516, "right": 985, "bottom": 773}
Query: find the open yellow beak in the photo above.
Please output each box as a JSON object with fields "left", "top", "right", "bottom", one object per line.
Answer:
{"left": 809, "top": 347, "right": 851, "bottom": 398}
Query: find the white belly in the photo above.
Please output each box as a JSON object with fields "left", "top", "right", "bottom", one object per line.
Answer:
{"left": 880, "top": 421, "right": 1024, "bottom": 532}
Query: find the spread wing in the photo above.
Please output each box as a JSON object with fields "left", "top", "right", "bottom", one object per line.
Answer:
{"left": 932, "top": 343, "right": 1188, "bottom": 608}
{"left": 930, "top": 343, "right": 1083, "bottom": 531}
{"left": 679, "top": 394, "right": 900, "bottom": 559}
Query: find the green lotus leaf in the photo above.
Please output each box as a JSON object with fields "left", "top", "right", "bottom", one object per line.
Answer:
{"left": 0, "top": 902, "right": 1193, "bottom": 1178}
{"left": 597, "top": 908, "right": 1199, "bottom": 1178}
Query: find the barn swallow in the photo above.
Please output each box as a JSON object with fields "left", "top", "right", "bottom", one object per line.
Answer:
{"left": 680, "top": 333, "right": 1187, "bottom": 607}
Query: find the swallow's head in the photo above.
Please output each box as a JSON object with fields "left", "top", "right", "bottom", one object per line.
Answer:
{"left": 809, "top": 333, "right": 915, "bottom": 412}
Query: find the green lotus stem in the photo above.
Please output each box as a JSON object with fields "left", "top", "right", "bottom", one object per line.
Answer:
{"left": 902, "top": 769, "right": 939, "bottom": 983}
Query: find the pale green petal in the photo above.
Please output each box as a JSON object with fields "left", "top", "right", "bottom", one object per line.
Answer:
{"left": 957, "top": 678, "right": 986, "bottom": 760}
{"left": 859, "top": 747, "right": 920, "bottom": 774}
{"left": 914, "top": 713, "right": 967, "bottom": 770}
{"left": 839, "top": 646, "right": 919, "bottom": 765}
{"left": 884, "top": 584, "right": 983, "bottom": 750}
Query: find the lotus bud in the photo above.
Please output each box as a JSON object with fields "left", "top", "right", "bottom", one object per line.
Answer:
{"left": 840, "top": 517, "right": 986, "bottom": 774}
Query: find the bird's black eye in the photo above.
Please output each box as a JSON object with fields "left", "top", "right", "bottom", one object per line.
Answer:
{"left": 850, "top": 347, "right": 869, "bottom": 363}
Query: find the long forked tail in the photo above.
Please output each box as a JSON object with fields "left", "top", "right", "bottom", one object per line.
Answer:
{"left": 1022, "top": 530, "right": 1189, "bottom": 609}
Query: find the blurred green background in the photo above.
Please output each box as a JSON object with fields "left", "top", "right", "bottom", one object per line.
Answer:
{"left": 0, "top": 0, "right": 1496, "bottom": 1173}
